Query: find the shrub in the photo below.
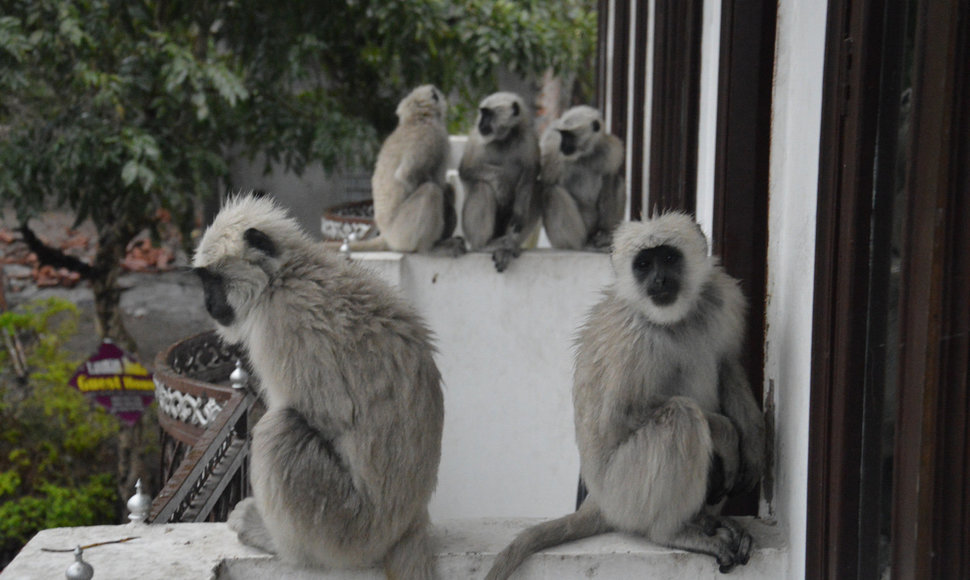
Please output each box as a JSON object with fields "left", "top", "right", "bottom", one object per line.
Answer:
{"left": 0, "top": 298, "right": 120, "bottom": 566}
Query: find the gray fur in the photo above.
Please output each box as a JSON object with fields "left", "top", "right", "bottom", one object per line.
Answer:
{"left": 540, "top": 105, "right": 626, "bottom": 250}
{"left": 194, "top": 194, "right": 444, "bottom": 578}
{"left": 486, "top": 213, "right": 765, "bottom": 579}
{"left": 350, "top": 84, "right": 462, "bottom": 255}
{"left": 459, "top": 91, "right": 541, "bottom": 272}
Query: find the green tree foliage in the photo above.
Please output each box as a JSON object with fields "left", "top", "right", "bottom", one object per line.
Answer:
{"left": 0, "top": 0, "right": 595, "bottom": 349}
{"left": 0, "top": 299, "right": 119, "bottom": 564}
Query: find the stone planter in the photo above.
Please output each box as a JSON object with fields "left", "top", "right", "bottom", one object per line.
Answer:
{"left": 320, "top": 199, "right": 376, "bottom": 241}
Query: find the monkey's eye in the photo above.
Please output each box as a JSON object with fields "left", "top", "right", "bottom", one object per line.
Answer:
{"left": 431, "top": 89, "right": 439, "bottom": 102}
{"left": 633, "top": 252, "right": 653, "bottom": 272}
{"left": 632, "top": 245, "right": 682, "bottom": 281}
{"left": 592, "top": 120, "right": 601, "bottom": 132}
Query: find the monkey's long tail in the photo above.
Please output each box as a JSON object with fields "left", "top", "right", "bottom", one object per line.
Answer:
{"left": 484, "top": 499, "right": 610, "bottom": 580}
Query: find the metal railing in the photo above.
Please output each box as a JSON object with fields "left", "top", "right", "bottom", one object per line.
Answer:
{"left": 149, "top": 332, "right": 261, "bottom": 523}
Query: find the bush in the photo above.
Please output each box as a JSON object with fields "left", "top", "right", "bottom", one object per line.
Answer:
{"left": 0, "top": 298, "right": 120, "bottom": 566}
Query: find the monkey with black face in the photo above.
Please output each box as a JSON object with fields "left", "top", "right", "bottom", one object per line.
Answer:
{"left": 541, "top": 105, "right": 625, "bottom": 251}
{"left": 342, "top": 84, "right": 462, "bottom": 255}
{"left": 459, "top": 92, "right": 541, "bottom": 272}
{"left": 485, "top": 213, "right": 765, "bottom": 579}
{"left": 194, "top": 194, "right": 444, "bottom": 579}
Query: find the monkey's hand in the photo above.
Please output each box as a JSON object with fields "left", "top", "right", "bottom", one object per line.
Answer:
{"left": 492, "top": 246, "right": 521, "bottom": 272}
{"left": 491, "top": 224, "right": 523, "bottom": 272}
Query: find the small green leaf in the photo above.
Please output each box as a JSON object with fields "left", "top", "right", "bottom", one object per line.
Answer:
{"left": 121, "top": 160, "right": 139, "bottom": 186}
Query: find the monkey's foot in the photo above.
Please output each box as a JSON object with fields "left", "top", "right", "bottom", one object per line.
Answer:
{"left": 680, "top": 514, "right": 753, "bottom": 573}
{"left": 716, "top": 529, "right": 753, "bottom": 574}
{"left": 227, "top": 498, "right": 276, "bottom": 555}
{"left": 432, "top": 236, "right": 467, "bottom": 257}
{"left": 589, "top": 230, "right": 613, "bottom": 250}
{"left": 707, "top": 516, "right": 753, "bottom": 572}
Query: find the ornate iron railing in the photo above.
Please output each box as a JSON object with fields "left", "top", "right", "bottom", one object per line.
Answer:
{"left": 149, "top": 331, "right": 261, "bottom": 523}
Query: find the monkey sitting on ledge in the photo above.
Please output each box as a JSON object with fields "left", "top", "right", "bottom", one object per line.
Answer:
{"left": 540, "top": 105, "right": 626, "bottom": 251}
{"left": 459, "top": 91, "right": 542, "bottom": 272}
{"left": 485, "top": 213, "right": 765, "bottom": 578}
{"left": 338, "top": 84, "right": 463, "bottom": 256}
{"left": 193, "top": 194, "right": 444, "bottom": 579}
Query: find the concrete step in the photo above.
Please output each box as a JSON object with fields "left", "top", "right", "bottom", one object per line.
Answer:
{"left": 2, "top": 517, "right": 787, "bottom": 579}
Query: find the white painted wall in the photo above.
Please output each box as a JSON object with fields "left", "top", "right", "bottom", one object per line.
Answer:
{"left": 353, "top": 250, "right": 614, "bottom": 520}
{"left": 764, "top": 0, "right": 828, "bottom": 577}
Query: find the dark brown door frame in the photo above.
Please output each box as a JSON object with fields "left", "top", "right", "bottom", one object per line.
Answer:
{"left": 597, "top": 0, "right": 705, "bottom": 221}
{"left": 598, "top": 0, "right": 630, "bottom": 146}
{"left": 808, "top": 0, "right": 970, "bottom": 578}
{"left": 891, "top": 1, "right": 969, "bottom": 577}
{"left": 711, "top": 0, "right": 776, "bottom": 517}
{"left": 648, "top": 0, "right": 703, "bottom": 217}
{"left": 807, "top": 0, "right": 903, "bottom": 576}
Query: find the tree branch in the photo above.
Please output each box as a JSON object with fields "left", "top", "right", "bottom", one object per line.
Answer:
{"left": 18, "top": 224, "right": 96, "bottom": 279}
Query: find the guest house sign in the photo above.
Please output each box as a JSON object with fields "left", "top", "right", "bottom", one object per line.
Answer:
{"left": 69, "top": 340, "right": 155, "bottom": 426}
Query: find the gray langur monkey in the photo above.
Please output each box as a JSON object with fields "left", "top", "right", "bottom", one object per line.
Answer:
{"left": 193, "top": 194, "right": 444, "bottom": 579}
{"left": 459, "top": 91, "right": 541, "bottom": 272}
{"left": 345, "top": 84, "right": 463, "bottom": 255}
{"left": 540, "top": 105, "right": 625, "bottom": 250}
{"left": 486, "top": 213, "right": 765, "bottom": 579}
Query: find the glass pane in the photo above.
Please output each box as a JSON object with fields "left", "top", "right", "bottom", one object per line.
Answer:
{"left": 863, "top": 2, "right": 916, "bottom": 578}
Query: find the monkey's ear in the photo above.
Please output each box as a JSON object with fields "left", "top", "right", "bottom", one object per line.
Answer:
{"left": 512, "top": 101, "right": 520, "bottom": 116}
{"left": 592, "top": 120, "right": 601, "bottom": 132}
{"left": 244, "top": 228, "right": 278, "bottom": 258}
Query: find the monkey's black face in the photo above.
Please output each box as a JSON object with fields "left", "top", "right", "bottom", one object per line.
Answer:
{"left": 478, "top": 108, "right": 494, "bottom": 136}
{"left": 632, "top": 245, "right": 684, "bottom": 306}
{"left": 559, "top": 130, "right": 577, "bottom": 155}
{"left": 195, "top": 267, "right": 235, "bottom": 326}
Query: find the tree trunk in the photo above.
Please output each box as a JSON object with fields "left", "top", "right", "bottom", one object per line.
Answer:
{"left": 90, "top": 226, "right": 139, "bottom": 353}
{"left": 89, "top": 218, "right": 155, "bottom": 515}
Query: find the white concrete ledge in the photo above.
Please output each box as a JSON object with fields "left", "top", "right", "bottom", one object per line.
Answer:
{"left": 1, "top": 518, "right": 787, "bottom": 579}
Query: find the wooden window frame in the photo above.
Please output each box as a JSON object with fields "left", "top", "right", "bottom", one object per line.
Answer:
{"left": 807, "top": 0, "right": 970, "bottom": 578}
{"left": 891, "top": 1, "right": 970, "bottom": 577}
{"left": 711, "top": 0, "right": 776, "bottom": 516}
{"left": 648, "top": 0, "right": 703, "bottom": 217}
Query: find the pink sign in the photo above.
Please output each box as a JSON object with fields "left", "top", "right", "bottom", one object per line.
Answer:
{"left": 69, "top": 340, "right": 155, "bottom": 426}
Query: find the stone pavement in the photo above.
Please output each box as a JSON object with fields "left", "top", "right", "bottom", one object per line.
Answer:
{"left": 2, "top": 207, "right": 211, "bottom": 368}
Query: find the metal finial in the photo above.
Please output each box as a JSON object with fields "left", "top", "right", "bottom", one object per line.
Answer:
{"left": 65, "top": 545, "right": 94, "bottom": 580}
{"left": 126, "top": 479, "right": 151, "bottom": 524}
{"left": 340, "top": 232, "right": 358, "bottom": 261}
{"left": 229, "top": 359, "right": 249, "bottom": 390}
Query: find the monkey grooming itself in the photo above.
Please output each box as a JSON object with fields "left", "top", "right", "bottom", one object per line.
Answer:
{"left": 194, "top": 194, "right": 444, "bottom": 579}
{"left": 459, "top": 91, "right": 541, "bottom": 272}
{"left": 485, "top": 213, "right": 765, "bottom": 578}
